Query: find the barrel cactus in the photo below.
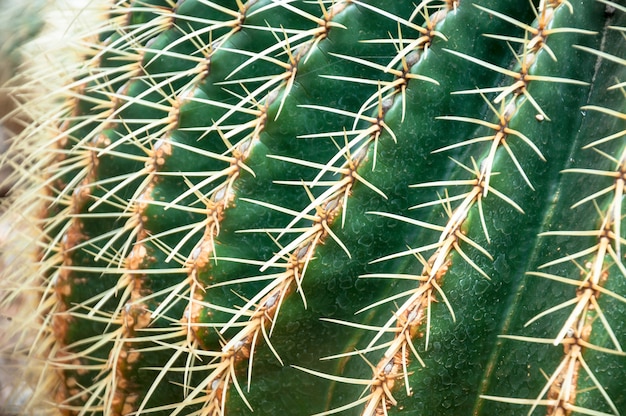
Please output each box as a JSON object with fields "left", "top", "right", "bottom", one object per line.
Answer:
{"left": 1, "top": 0, "right": 625, "bottom": 415}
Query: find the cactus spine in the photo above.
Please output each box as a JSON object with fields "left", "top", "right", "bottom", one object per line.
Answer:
{"left": 1, "top": 0, "right": 625, "bottom": 415}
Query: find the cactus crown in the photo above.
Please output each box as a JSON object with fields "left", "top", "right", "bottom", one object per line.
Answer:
{"left": 1, "top": 0, "right": 625, "bottom": 415}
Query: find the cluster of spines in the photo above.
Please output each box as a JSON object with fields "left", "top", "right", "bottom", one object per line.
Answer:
{"left": 2, "top": 0, "right": 267, "bottom": 414}
{"left": 42, "top": 2, "right": 194, "bottom": 413}
{"left": 2, "top": 1, "right": 452, "bottom": 414}
{"left": 307, "top": 0, "right": 617, "bottom": 415}
{"left": 167, "top": 3, "right": 364, "bottom": 414}
{"left": 191, "top": 2, "right": 461, "bottom": 415}
{"left": 483, "top": 2, "right": 626, "bottom": 414}
{"left": 228, "top": 4, "right": 464, "bottom": 416}
{"left": 102, "top": 2, "right": 346, "bottom": 414}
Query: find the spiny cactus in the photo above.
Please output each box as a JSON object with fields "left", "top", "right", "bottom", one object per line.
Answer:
{"left": 1, "top": 0, "right": 625, "bottom": 415}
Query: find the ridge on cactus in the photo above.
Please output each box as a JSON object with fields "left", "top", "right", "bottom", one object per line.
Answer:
{"left": 0, "top": 0, "right": 625, "bottom": 415}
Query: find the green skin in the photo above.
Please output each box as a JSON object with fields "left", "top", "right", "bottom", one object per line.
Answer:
{"left": 5, "top": 0, "right": 626, "bottom": 415}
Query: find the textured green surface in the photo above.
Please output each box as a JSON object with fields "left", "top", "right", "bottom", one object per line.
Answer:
{"left": 1, "top": 0, "right": 625, "bottom": 415}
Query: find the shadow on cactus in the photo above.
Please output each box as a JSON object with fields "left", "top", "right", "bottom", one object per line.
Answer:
{"left": 0, "top": 0, "right": 625, "bottom": 415}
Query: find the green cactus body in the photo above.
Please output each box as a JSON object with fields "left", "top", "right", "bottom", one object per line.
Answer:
{"left": 1, "top": 0, "right": 625, "bottom": 415}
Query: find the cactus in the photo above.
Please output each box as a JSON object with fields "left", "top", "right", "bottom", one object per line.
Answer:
{"left": 1, "top": 0, "right": 625, "bottom": 415}
{"left": 0, "top": 0, "right": 46, "bottom": 196}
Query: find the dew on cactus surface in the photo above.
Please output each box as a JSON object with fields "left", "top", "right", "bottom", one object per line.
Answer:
{"left": 0, "top": 0, "right": 625, "bottom": 415}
